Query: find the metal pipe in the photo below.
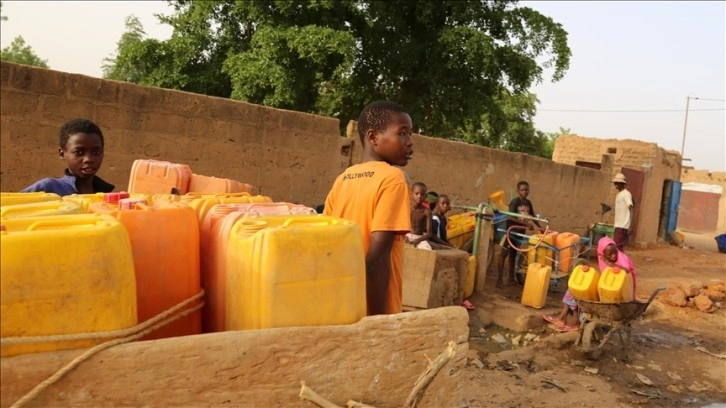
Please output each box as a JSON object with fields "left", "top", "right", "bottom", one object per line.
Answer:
{"left": 471, "top": 203, "right": 484, "bottom": 256}
{"left": 680, "top": 96, "right": 691, "bottom": 159}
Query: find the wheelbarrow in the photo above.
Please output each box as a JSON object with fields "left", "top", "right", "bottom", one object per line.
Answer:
{"left": 574, "top": 287, "right": 665, "bottom": 360}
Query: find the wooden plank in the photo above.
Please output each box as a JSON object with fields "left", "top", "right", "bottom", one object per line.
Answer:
{"left": 1, "top": 307, "right": 469, "bottom": 408}
{"left": 475, "top": 208, "right": 494, "bottom": 293}
{"left": 402, "top": 245, "right": 437, "bottom": 308}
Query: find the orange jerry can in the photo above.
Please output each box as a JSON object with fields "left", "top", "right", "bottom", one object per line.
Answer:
{"left": 554, "top": 232, "right": 580, "bottom": 273}
{"left": 128, "top": 159, "right": 193, "bottom": 195}
{"left": 189, "top": 173, "right": 255, "bottom": 194}
{"left": 90, "top": 199, "right": 201, "bottom": 340}
{"left": 199, "top": 203, "right": 317, "bottom": 333}
{"left": 153, "top": 192, "right": 273, "bottom": 226}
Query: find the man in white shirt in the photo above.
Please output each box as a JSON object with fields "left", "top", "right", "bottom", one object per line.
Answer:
{"left": 612, "top": 173, "right": 634, "bottom": 251}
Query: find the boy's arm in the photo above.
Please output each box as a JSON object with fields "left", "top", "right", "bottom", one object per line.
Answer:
{"left": 366, "top": 230, "right": 395, "bottom": 315}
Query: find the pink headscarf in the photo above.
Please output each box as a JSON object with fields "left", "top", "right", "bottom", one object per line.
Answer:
{"left": 597, "top": 237, "right": 637, "bottom": 295}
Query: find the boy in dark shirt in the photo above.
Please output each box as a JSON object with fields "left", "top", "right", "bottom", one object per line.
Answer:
{"left": 497, "top": 181, "right": 541, "bottom": 288}
{"left": 22, "top": 118, "right": 114, "bottom": 196}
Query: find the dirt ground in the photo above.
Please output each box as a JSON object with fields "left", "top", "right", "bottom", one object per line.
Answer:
{"left": 460, "top": 233, "right": 726, "bottom": 408}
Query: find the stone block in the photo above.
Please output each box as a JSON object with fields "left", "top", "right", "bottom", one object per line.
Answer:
{"left": 403, "top": 246, "right": 468, "bottom": 309}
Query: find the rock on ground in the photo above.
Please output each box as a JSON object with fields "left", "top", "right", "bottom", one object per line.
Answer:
{"left": 660, "top": 287, "right": 688, "bottom": 307}
{"left": 693, "top": 295, "right": 714, "bottom": 313}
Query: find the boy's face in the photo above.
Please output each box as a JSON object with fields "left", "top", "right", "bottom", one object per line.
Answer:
{"left": 60, "top": 132, "right": 104, "bottom": 180}
{"left": 437, "top": 197, "right": 451, "bottom": 213}
{"left": 368, "top": 111, "right": 413, "bottom": 166}
{"left": 411, "top": 186, "right": 427, "bottom": 205}
{"left": 517, "top": 184, "right": 529, "bottom": 199}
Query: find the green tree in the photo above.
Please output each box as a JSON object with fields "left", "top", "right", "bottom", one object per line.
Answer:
{"left": 105, "top": 0, "right": 571, "bottom": 157}
{"left": 0, "top": 2, "right": 49, "bottom": 68}
{"left": 0, "top": 36, "right": 49, "bottom": 68}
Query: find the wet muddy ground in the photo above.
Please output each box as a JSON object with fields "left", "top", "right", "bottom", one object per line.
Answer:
{"left": 459, "top": 238, "right": 726, "bottom": 407}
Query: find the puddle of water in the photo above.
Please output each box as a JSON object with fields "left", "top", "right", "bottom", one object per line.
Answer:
{"left": 637, "top": 327, "right": 694, "bottom": 348}
{"left": 468, "top": 324, "right": 532, "bottom": 355}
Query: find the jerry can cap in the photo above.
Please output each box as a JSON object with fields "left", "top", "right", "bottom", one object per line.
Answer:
{"left": 582, "top": 264, "right": 589, "bottom": 272}
{"left": 103, "top": 192, "right": 130, "bottom": 203}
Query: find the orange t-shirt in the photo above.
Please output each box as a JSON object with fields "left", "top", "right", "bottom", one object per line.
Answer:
{"left": 324, "top": 161, "right": 411, "bottom": 314}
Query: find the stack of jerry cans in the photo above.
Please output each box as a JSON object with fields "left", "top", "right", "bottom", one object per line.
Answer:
{"left": 199, "top": 203, "right": 317, "bottom": 333}
{"left": 226, "top": 215, "right": 367, "bottom": 330}
{"left": 0, "top": 214, "right": 137, "bottom": 357}
{"left": 90, "top": 199, "right": 201, "bottom": 340}
{"left": 153, "top": 192, "right": 273, "bottom": 225}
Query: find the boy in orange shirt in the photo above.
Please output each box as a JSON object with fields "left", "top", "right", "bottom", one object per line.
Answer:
{"left": 324, "top": 101, "right": 414, "bottom": 315}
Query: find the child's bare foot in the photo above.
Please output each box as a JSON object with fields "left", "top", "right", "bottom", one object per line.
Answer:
{"left": 543, "top": 315, "right": 565, "bottom": 327}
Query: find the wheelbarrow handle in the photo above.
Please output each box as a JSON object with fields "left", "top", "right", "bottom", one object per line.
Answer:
{"left": 645, "top": 287, "right": 666, "bottom": 305}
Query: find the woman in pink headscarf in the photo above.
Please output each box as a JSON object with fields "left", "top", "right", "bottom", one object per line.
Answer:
{"left": 598, "top": 236, "right": 636, "bottom": 295}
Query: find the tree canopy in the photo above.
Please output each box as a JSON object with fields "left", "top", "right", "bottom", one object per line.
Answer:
{"left": 0, "top": 2, "right": 49, "bottom": 68}
{"left": 104, "top": 0, "right": 571, "bottom": 158}
{"left": 1, "top": 37, "right": 49, "bottom": 68}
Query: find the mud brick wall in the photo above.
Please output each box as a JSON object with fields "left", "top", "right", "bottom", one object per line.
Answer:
{"left": 553, "top": 135, "right": 682, "bottom": 244}
{"left": 681, "top": 169, "right": 726, "bottom": 232}
{"left": 0, "top": 62, "right": 345, "bottom": 206}
{"left": 3, "top": 61, "right": 619, "bottom": 241}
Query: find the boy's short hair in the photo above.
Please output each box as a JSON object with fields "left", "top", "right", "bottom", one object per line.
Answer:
{"left": 412, "top": 181, "right": 427, "bottom": 191}
{"left": 60, "top": 118, "right": 104, "bottom": 148}
{"left": 517, "top": 181, "right": 529, "bottom": 189}
{"left": 357, "top": 100, "right": 408, "bottom": 144}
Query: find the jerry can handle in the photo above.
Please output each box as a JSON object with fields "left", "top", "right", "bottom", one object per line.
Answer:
{"left": 217, "top": 192, "right": 251, "bottom": 198}
{"left": 281, "top": 216, "right": 334, "bottom": 228}
{"left": 27, "top": 217, "right": 98, "bottom": 231}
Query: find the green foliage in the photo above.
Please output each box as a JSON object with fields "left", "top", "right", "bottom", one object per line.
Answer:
{"left": 0, "top": 36, "right": 49, "bottom": 68}
{"left": 104, "top": 0, "right": 571, "bottom": 158}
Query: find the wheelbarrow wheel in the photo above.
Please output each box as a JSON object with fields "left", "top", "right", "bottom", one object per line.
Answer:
{"left": 581, "top": 321, "right": 614, "bottom": 360}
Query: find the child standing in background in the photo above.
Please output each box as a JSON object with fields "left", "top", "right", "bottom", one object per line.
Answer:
{"left": 406, "top": 181, "right": 433, "bottom": 250}
{"left": 430, "top": 194, "right": 454, "bottom": 248}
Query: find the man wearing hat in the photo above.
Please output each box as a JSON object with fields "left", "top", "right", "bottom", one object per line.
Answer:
{"left": 612, "top": 173, "right": 634, "bottom": 251}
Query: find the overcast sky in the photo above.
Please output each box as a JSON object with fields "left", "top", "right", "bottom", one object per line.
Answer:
{"left": 2, "top": 1, "right": 724, "bottom": 171}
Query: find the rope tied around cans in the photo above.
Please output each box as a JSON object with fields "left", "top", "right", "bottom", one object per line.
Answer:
{"left": 3, "top": 289, "right": 205, "bottom": 408}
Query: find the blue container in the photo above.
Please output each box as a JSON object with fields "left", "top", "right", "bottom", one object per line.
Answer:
{"left": 716, "top": 234, "right": 726, "bottom": 253}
